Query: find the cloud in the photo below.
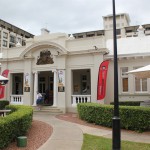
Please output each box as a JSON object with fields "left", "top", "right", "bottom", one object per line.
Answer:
{"left": 0, "top": 0, "right": 150, "bottom": 35}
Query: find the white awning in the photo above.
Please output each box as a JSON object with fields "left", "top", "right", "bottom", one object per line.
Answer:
{"left": 127, "top": 65, "right": 150, "bottom": 78}
{"left": 0, "top": 75, "right": 9, "bottom": 85}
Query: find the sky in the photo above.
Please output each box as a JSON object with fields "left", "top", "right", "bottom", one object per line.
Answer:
{"left": 0, "top": 0, "right": 150, "bottom": 36}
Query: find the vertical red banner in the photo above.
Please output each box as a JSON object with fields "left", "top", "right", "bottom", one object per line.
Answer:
{"left": 97, "top": 61, "right": 109, "bottom": 100}
{"left": 0, "top": 69, "right": 9, "bottom": 99}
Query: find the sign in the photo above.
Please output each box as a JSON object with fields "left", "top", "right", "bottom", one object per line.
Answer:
{"left": 58, "top": 70, "right": 65, "bottom": 92}
{"left": 97, "top": 61, "right": 109, "bottom": 100}
{"left": 24, "top": 73, "right": 30, "bottom": 92}
{"left": 0, "top": 69, "right": 9, "bottom": 99}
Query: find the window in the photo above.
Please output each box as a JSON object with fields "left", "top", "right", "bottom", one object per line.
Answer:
{"left": 135, "top": 78, "right": 147, "bottom": 92}
{"left": 86, "top": 34, "right": 94, "bottom": 37}
{"left": 22, "top": 40, "right": 26, "bottom": 46}
{"left": 126, "top": 30, "right": 132, "bottom": 33}
{"left": 134, "top": 67, "right": 147, "bottom": 92}
{"left": 39, "top": 77, "right": 45, "bottom": 93}
{"left": 3, "top": 40, "right": 7, "bottom": 47}
{"left": 78, "top": 35, "right": 83, "bottom": 38}
{"left": 121, "top": 67, "right": 128, "bottom": 92}
{"left": 10, "top": 35, "right": 15, "bottom": 43}
{"left": 116, "top": 29, "right": 121, "bottom": 35}
{"left": 3, "top": 32, "right": 8, "bottom": 39}
{"left": 17, "top": 37, "right": 21, "bottom": 44}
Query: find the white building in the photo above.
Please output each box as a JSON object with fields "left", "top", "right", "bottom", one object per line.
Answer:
{"left": 0, "top": 13, "right": 150, "bottom": 113}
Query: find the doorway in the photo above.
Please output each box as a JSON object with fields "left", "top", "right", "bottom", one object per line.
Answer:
{"left": 38, "top": 71, "right": 54, "bottom": 106}
{"left": 72, "top": 69, "right": 91, "bottom": 95}
{"left": 12, "top": 73, "right": 23, "bottom": 95}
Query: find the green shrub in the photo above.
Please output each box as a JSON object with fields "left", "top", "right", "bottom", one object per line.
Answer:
{"left": 0, "top": 105, "right": 33, "bottom": 149}
{"left": 77, "top": 103, "right": 150, "bottom": 132}
{"left": 0, "top": 100, "right": 9, "bottom": 109}
{"left": 110, "top": 101, "right": 142, "bottom": 106}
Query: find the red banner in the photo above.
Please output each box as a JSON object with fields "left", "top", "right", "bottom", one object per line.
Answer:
{"left": 0, "top": 69, "right": 9, "bottom": 99}
{"left": 0, "top": 86, "right": 5, "bottom": 99}
{"left": 97, "top": 61, "right": 109, "bottom": 100}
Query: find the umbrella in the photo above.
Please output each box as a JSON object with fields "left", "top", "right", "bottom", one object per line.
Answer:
{"left": 0, "top": 75, "right": 9, "bottom": 85}
{"left": 127, "top": 64, "right": 150, "bottom": 79}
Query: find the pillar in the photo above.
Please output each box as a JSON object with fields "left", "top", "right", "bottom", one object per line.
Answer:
{"left": 33, "top": 71, "right": 38, "bottom": 106}
{"left": 53, "top": 70, "right": 57, "bottom": 106}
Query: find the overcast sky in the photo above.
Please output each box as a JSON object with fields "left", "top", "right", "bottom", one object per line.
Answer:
{"left": 0, "top": 0, "right": 150, "bottom": 35}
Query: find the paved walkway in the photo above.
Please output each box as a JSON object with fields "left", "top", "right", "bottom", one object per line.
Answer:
{"left": 34, "top": 113, "right": 83, "bottom": 150}
{"left": 33, "top": 113, "right": 150, "bottom": 150}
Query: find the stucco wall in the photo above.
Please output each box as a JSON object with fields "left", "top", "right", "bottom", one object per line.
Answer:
{"left": 106, "top": 57, "right": 150, "bottom": 104}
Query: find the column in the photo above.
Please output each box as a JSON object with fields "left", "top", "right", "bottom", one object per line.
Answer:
{"left": 53, "top": 70, "right": 57, "bottom": 106}
{"left": 33, "top": 71, "right": 38, "bottom": 106}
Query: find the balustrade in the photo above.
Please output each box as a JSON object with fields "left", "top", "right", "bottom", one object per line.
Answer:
{"left": 72, "top": 95, "right": 91, "bottom": 106}
{"left": 10, "top": 95, "right": 23, "bottom": 104}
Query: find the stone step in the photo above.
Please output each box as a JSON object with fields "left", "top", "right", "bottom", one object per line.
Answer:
{"left": 33, "top": 106, "right": 63, "bottom": 114}
{"left": 33, "top": 110, "right": 63, "bottom": 115}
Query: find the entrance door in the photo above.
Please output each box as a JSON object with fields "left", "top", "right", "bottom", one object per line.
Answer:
{"left": 38, "top": 71, "right": 53, "bottom": 106}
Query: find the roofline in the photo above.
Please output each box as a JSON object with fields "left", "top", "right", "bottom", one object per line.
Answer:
{"left": 72, "top": 29, "right": 104, "bottom": 35}
{"left": 0, "top": 19, "right": 34, "bottom": 37}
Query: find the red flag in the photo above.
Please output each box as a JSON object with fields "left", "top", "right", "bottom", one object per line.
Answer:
{"left": 0, "top": 69, "right": 9, "bottom": 99}
{"left": 2, "top": 69, "right": 9, "bottom": 78}
{"left": 97, "top": 61, "right": 109, "bottom": 100}
{"left": 0, "top": 86, "right": 5, "bottom": 99}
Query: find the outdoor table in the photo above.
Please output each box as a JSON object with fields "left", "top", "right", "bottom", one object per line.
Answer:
{"left": 0, "top": 110, "right": 11, "bottom": 117}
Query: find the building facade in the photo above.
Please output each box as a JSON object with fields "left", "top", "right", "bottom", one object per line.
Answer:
{"left": 0, "top": 13, "right": 150, "bottom": 112}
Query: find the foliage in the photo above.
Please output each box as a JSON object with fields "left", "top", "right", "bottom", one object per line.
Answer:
{"left": 77, "top": 103, "right": 150, "bottom": 132}
{"left": 0, "top": 100, "right": 9, "bottom": 109}
{"left": 82, "top": 134, "right": 150, "bottom": 150}
{"left": 0, "top": 105, "right": 33, "bottom": 149}
{"left": 110, "top": 101, "right": 142, "bottom": 106}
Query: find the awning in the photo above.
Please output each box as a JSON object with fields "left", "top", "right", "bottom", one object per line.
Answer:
{"left": 127, "top": 64, "right": 150, "bottom": 78}
{"left": 0, "top": 75, "right": 9, "bottom": 85}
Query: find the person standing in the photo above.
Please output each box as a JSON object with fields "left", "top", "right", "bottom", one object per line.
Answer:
{"left": 36, "top": 92, "right": 43, "bottom": 110}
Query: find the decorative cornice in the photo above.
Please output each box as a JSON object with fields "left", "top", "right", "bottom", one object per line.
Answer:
{"left": 105, "top": 52, "right": 150, "bottom": 61}
{"left": 67, "top": 48, "right": 109, "bottom": 56}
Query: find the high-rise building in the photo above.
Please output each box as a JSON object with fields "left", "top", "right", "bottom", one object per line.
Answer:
{"left": 0, "top": 19, "right": 34, "bottom": 51}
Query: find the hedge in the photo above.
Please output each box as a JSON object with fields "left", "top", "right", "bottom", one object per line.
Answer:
{"left": 0, "top": 100, "right": 9, "bottom": 109}
{"left": 110, "top": 101, "right": 142, "bottom": 106}
{"left": 77, "top": 103, "right": 150, "bottom": 132}
{"left": 0, "top": 105, "right": 33, "bottom": 149}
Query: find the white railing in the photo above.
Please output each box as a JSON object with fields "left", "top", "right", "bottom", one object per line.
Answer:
{"left": 10, "top": 95, "right": 24, "bottom": 105}
{"left": 72, "top": 95, "right": 91, "bottom": 106}
{"left": 145, "top": 30, "right": 150, "bottom": 35}
{"left": 126, "top": 32, "right": 138, "bottom": 37}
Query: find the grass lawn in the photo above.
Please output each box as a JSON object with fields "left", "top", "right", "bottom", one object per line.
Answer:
{"left": 82, "top": 134, "right": 150, "bottom": 150}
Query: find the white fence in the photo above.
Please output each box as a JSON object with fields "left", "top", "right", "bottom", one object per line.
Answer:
{"left": 10, "top": 95, "right": 24, "bottom": 105}
{"left": 72, "top": 95, "right": 91, "bottom": 106}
